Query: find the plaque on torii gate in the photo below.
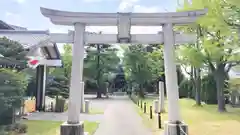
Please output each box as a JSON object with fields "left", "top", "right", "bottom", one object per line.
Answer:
{"left": 40, "top": 7, "right": 207, "bottom": 135}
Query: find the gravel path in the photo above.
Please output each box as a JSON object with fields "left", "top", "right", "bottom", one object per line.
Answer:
{"left": 93, "top": 96, "right": 152, "bottom": 135}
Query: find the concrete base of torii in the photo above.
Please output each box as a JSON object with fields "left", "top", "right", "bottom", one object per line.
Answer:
{"left": 60, "top": 121, "right": 88, "bottom": 135}
{"left": 163, "top": 121, "right": 188, "bottom": 135}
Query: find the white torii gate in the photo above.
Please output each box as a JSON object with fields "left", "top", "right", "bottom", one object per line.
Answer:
{"left": 40, "top": 7, "right": 207, "bottom": 135}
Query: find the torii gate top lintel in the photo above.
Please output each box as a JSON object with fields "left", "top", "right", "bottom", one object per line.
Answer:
{"left": 40, "top": 7, "right": 207, "bottom": 26}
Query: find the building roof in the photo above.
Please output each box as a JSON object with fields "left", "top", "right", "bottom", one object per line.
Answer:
{"left": 0, "top": 20, "right": 27, "bottom": 30}
{"left": 9, "top": 24, "right": 27, "bottom": 30}
{"left": 0, "top": 20, "right": 14, "bottom": 30}
{"left": 0, "top": 30, "right": 62, "bottom": 65}
{"left": 0, "top": 20, "right": 62, "bottom": 67}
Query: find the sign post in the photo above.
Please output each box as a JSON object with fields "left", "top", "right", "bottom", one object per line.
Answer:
{"left": 27, "top": 56, "right": 42, "bottom": 69}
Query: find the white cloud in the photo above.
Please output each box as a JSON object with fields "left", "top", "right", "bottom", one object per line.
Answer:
{"left": 133, "top": 5, "right": 160, "bottom": 13}
{"left": 118, "top": 0, "right": 139, "bottom": 11}
{"left": 14, "top": 0, "right": 26, "bottom": 4}
{"left": 83, "top": 0, "right": 115, "bottom": 2}
{"left": 4, "top": 12, "right": 25, "bottom": 26}
{"left": 116, "top": 0, "right": 162, "bottom": 34}
{"left": 5, "top": 12, "right": 14, "bottom": 17}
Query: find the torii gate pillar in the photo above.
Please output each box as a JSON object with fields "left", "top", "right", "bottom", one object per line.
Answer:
{"left": 59, "top": 23, "right": 86, "bottom": 135}
{"left": 162, "top": 23, "right": 188, "bottom": 134}
{"left": 67, "top": 23, "right": 85, "bottom": 123}
{"left": 163, "top": 23, "right": 180, "bottom": 121}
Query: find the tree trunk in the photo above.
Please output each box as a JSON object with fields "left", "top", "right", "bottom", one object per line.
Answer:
{"left": 190, "top": 66, "right": 195, "bottom": 98}
{"left": 156, "top": 82, "right": 159, "bottom": 94}
{"left": 194, "top": 25, "right": 202, "bottom": 105}
{"left": 96, "top": 91, "right": 102, "bottom": 98}
{"left": 138, "top": 84, "right": 145, "bottom": 98}
{"left": 231, "top": 92, "right": 236, "bottom": 105}
{"left": 96, "top": 84, "right": 102, "bottom": 98}
{"left": 194, "top": 67, "right": 201, "bottom": 106}
{"left": 138, "top": 90, "right": 144, "bottom": 98}
{"left": 214, "top": 65, "right": 226, "bottom": 112}
{"left": 96, "top": 83, "right": 102, "bottom": 98}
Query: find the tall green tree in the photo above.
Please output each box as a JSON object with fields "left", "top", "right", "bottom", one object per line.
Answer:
{"left": 122, "top": 44, "right": 152, "bottom": 97}
{"left": 62, "top": 44, "right": 72, "bottom": 80}
{"left": 178, "top": 0, "right": 240, "bottom": 111}
{"left": 46, "top": 75, "right": 69, "bottom": 99}
{"left": 0, "top": 37, "right": 29, "bottom": 125}
{"left": 51, "top": 44, "right": 72, "bottom": 80}
{"left": 0, "top": 69, "right": 28, "bottom": 125}
{"left": 47, "top": 44, "right": 73, "bottom": 98}
{"left": 146, "top": 48, "right": 165, "bottom": 93}
{"left": 84, "top": 44, "right": 120, "bottom": 98}
{"left": 0, "top": 37, "right": 27, "bottom": 69}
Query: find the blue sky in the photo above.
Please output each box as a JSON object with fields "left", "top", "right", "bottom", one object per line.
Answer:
{"left": 0, "top": 0, "right": 180, "bottom": 52}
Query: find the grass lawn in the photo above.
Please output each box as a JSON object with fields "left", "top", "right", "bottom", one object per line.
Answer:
{"left": 25, "top": 120, "right": 99, "bottom": 135}
{"left": 135, "top": 98, "right": 240, "bottom": 135}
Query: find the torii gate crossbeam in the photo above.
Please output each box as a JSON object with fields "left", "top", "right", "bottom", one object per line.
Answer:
{"left": 0, "top": 30, "right": 197, "bottom": 44}
{"left": 50, "top": 32, "right": 197, "bottom": 44}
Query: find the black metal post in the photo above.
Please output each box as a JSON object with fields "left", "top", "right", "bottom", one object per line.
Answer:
{"left": 150, "top": 106, "right": 153, "bottom": 119}
{"left": 176, "top": 121, "right": 181, "bottom": 135}
{"left": 140, "top": 100, "right": 143, "bottom": 109}
{"left": 144, "top": 102, "right": 146, "bottom": 113}
{"left": 51, "top": 102, "right": 54, "bottom": 112}
{"left": 35, "top": 65, "right": 46, "bottom": 111}
{"left": 158, "top": 112, "right": 161, "bottom": 129}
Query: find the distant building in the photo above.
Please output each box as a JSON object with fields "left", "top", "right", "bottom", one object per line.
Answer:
{"left": 9, "top": 24, "right": 27, "bottom": 30}
{"left": 0, "top": 20, "right": 14, "bottom": 30}
{"left": 0, "top": 20, "right": 28, "bottom": 69}
{"left": 0, "top": 20, "right": 27, "bottom": 30}
{"left": 0, "top": 20, "right": 62, "bottom": 111}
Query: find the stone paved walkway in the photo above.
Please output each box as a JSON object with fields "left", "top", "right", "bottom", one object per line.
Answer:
{"left": 93, "top": 96, "right": 152, "bottom": 135}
